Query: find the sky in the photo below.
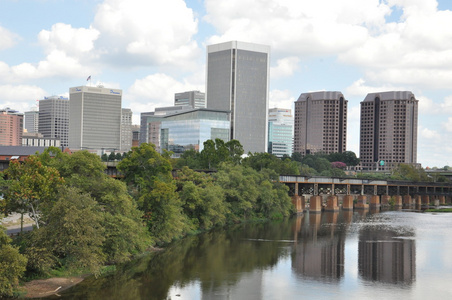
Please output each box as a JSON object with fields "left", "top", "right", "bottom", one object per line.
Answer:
{"left": 1, "top": 0, "right": 452, "bottom": 168}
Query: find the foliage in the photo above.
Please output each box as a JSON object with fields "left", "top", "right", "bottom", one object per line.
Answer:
{"left": 390, "top": 164, "right": 430, "bottom": 182}
{"left": 38, "top": 148, "right": 152, "bottom": 263}
{"left": 24, "top": 187, "right": 106, "bottom": 276}
{"left": 3, "top": 156, "right": 64, "bottom": 229}
{"left": 175, "top": 139, "right": 244, "bottom": 170}
{"left": 331, "top": 161, "right": 347, "bottom": 169}
{"left": 242, "top": 152, "right": 300, "bottom": 175}
{"left": 176, "top": 167, "right": 229, "bottom": 229}
{"left": 0, "top": 227, "right": 27, "bottom": 297}
{"left": 199, "top": 139, "right": 244, "bottom": 169}
{"left": 118, "top": 143, "right": 188, "bottom": 244}
{"left": 327, "top": 151, "right": 360, "bottom": 166}
{"left": 214, "top": 163, "right": 293, "bottom": 221}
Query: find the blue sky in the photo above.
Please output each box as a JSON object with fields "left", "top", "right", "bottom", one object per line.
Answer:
{"left": 1, "top": 0, "right": 452, "bottom": 168}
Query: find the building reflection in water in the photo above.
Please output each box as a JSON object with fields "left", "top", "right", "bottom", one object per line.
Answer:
{"left": 292, "top": 212, "right": 345, "bottom": 282}
{"left": 358, "top": 226, "right": 416, "bottom": 284}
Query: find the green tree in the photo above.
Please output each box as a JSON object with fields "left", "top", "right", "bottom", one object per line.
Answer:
{"left": 118, "top": 143, "right": 188, "bottom": 244}
{"left": 25, "top": 187, "right": 106, "bottom": 275}
{"left": 38, "top": 148, "right": 151, "bottom": 263}
{"left": 243, "top": 152, "right": 300, "bottom": 175}
{"left": 0, "top": 227, "right": 27, "bottom": 297}
{"left": 109, "top": 152, "right": 116, "bottom": 161}
{"left": 3, "top": 156, "right": 64, "bottom": 229}
{"left": 176, "top": 167, "right": 229, "bottom": 230}
{"left": 101, "top": 153, "right": 108, "bottom": 162}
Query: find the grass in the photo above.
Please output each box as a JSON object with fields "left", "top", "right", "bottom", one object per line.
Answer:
{"left": 424, "top": 208, "right": 452, "bottom": 213}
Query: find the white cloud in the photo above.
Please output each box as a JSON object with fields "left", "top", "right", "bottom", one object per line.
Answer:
{"left": 439, "top": 95, "right": 452, "bottom": 113}
{"left": 93, "top": 0, "right": 201, "bottom": 68}
{"left": 339, "top": 1, "right": 452, "bottom": 89}
{"left": 0, "top": 26, "right": 19, "bottom": 50}
{"left": 271, "top": 57, "right": 300, "bottom": 79}
{"left": 420, "top": 126, "right": 441, "bottom": 139}
{"left": 38, "top": 23, "right": 100, "bottom": 57}
{"left": 0, "top": 23, "right": 100, "bottom": 82}
{"left": 443, "top": 117, "right": 452, "bottom": 132}
{"left": 345, "top": 79, "right": 405, "bottom": 98}
{"left": 0, "top": 84, "right": 47, "bottom": 112}
{"left": 269, "top": 89, "right": 295, "bottom": 110}
{"left": 204, "top": 0, "right": 390, "bottom": 57}
{"left": 127, "top": 73, "right": 204, "bottom": 112}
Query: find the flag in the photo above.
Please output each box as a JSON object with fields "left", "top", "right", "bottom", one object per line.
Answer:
{"left": 86, "top": 75, "right": 91, "bottom": 81}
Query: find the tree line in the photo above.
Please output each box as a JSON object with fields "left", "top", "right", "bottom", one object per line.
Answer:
{"left": 0, "top": 140, "right": 292, "bottom": 297}
{"left": 1, "top": 139, "right": 443, "bottom": 296}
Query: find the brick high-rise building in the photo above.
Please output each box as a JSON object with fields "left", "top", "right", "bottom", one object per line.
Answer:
{"left": 294, "top": 91, "right": 347, "bottom": 156}
{"left": 360, "top": 91, "right": 418, "bottom": 171}
{"left": 0, "top": 108, "right": 23, "bottom": 146}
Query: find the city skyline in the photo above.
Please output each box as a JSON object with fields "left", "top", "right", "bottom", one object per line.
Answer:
{"left": 1, "top": 0, "right": 452, "bottom": 167}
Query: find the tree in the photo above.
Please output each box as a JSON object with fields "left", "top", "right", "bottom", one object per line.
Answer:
{"left": 115, "top": 152, "right": 123, "bottom": 160}
{"left": 242, "top": 152, "right": 300, "bottom": 175}
{"left": 25, "top": 187, "right": 106, "bottom": 275}
{"left": 0, "top": 227, "right": 27, "bottom": 297}
{"left": 38, "top": 148, "right": 151, "bottom": 262}
{"left": 176, "top": 167, "right": 229, "bottom": 230}
{"left": 118, "top": 143, "right": 189, "bottom": 244}
{"left": 3, "top": 156, "right": 64, "bottom": 229}
{"left": 101, "top": 153, "right": 108, "bottom": 162}
{"left": 108, "top": 152, "right": 116, "bottom": 161}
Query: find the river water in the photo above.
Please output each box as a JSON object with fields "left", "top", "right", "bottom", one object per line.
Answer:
{"left": 48, "top": 209, "right": 452, "bottom": 300}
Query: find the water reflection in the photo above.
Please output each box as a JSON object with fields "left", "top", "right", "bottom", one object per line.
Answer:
{"left": 292, "top": 212, "right": 345, "bottom": 282}
{"left": 48, "top": 210, "right": 452, "bottom": 300}
{"left": 357, "top": 216, "right": 416, "bottom": 284}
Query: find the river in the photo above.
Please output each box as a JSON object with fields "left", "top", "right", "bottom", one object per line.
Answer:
{"left": 44, "top": 208, "right": 452, "bottom": 299}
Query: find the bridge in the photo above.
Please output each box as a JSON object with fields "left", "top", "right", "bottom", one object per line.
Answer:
{"left": 280, "top": 175, "right": 452, "bottom": 213}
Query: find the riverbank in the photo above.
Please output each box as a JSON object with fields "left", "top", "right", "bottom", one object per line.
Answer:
{"left": 21, "top": 276, "right": 86, "bottom": 298}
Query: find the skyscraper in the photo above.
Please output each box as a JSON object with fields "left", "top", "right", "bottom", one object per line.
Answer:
{"left": 69, "top": 86, "right": 122, "bottom": 151}
{"left": 294, "top": 91, "right": 347, "bottom": 156}
{"left": 0, "top": 108, "right": 23, "bottom": 146}
{"left": 268, "top": 108, "right": 293, "bottom": 157}
{"left": 24, "top": 109, "right": 39, "bottom": 133}
{"left": 360, "top": 91, "right": 418, "bottom": 171}
{"left": 38, "top": 96, "right": 69, "bottom": 147}
{"left": 175, "top": 90, "right": 206, "bottom": 108}
{"left": 206, "top": 41, "right": 270, "bottom": 153}
{"left": 121, "top": 108, "right": 133, "bottom": 152}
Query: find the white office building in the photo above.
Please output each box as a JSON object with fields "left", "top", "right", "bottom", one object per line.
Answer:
{"left": 69, "top": 86, "right": 122, "bottom": 152}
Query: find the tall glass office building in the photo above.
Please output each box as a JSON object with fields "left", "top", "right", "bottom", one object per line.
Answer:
{"left": 268, "top": 108, "right": 293, "bottom": 157}
{"left": 143, "top": 108, "right": 230, "bottom": 156}
{"left": 206, "top": 41, "right": 270, "bottom": 154}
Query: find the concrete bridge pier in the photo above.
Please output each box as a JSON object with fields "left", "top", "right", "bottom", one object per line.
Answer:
{"left": 291, "top": 195, "right": 305, "bottom": 214}
{"left": 414, "top": 195, "right": 422, "bottom": 206}
{"left": 394, "top": 195, "right": 403, "bottom": 208}
{"left": 325, "top": 195, "right": 339, "bottom": 212}
{"left": 370, "top": 195, "right": 380, "bottom": 208}
{"left": 422, "top": 195, "right": 430, "bottom": 207}
{"left": 309, "top": 196, "right": 322, "bottom": 213}
{"left": 342, "top": 195, "right": 354, "bottom": 210}
{"left": 403, "top": 195, "right": 413, "bottom": 208}
{"left": 381, "top": 195, "right": 390, "bottom": 207}
{"left": 355, "top": 195, "right": 369, "bottom": 209}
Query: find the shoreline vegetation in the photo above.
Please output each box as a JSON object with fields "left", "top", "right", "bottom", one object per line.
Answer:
{"left": 1, "top": 141, "right": 450, "bottom": 298}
